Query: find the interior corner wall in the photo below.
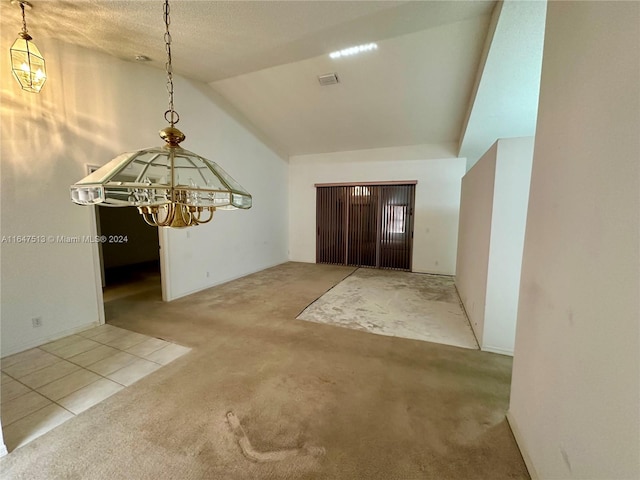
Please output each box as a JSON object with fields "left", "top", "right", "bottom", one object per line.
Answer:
{"left": 1, "top": 36, "right": 288, "bottom": 356}
{"left": 288, "top": 144, "right": 466, "bottom": 275}
{"left": 508, "top": 2, "right": 640, "bottom": 479}
{"left": 455, "top": 142, "right": 497, "bottom": 346}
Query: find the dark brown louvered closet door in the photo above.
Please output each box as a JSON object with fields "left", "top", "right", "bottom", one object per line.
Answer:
{"left": 316, "top": 183, "right": 415, "bottom": 271}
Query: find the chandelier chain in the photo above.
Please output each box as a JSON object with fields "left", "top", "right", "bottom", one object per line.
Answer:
{"left": 20, "top": 2, "right": 28, "bottom": 34}
{"left": 163, "top": 0, "right": 178, "bottom": 126}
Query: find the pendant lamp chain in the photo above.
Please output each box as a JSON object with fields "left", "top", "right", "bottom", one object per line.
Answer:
{"left": 20, "top": 2, "right": 28, "bottom": 35}
{"left": 163, "top": 0, "right": 179, "bottom": 127}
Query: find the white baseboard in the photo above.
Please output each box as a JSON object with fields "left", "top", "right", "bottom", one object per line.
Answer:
{"left": 165, "top": 261, "right": 288, "bottom": 302}
{"left": 506, "top": 411, "right": 539, "bottom": 480}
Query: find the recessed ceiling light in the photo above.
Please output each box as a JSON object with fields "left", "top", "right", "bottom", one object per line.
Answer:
{"left": 329, "top": 43, "right": 378, "bottom": 59}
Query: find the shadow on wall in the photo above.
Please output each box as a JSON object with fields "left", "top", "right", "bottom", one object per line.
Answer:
{"left": 0, "top": 35, "right": 166, "bottom": 357}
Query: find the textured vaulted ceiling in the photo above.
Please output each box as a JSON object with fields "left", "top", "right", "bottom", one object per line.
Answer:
{"left": 0, "top": 0, "right": 509, "bottom": 156}
{"left": 212, "top": 14, "right": 491, "bottom": 155}
{"left": 0, "top": 0, "right": 494, "bottom": 83}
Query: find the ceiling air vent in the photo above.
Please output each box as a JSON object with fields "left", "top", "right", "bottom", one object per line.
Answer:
{"left": 318, "top": 73, "right": 339, "bottom": 86}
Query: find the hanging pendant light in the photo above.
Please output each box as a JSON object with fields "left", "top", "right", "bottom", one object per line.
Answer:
{"left": 10, "top": 0, "right": 46, "bottom": 93}
{"left": 70, "top": 0, "right": 252, "bottom": 228}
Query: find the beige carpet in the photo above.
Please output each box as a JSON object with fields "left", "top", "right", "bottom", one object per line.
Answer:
{"left": 0, "top": 262, "right": 528, "bottom": 480}
{"left": 297, "top": 268, "right": 478, "bottom": 349}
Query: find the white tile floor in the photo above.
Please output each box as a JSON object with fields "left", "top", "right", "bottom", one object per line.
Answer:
{"left": 1, "top": 325, "right": 190, "bottom": 452}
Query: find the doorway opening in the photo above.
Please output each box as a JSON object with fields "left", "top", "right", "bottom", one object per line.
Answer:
{"left": 85, "top": 165, "right": 164, "bottom": 319}
{"left": 97, "top": 206, "right": 162, "bottom": 303}
{"left": 315, "top": 182, "right": 416, "bottom": 271}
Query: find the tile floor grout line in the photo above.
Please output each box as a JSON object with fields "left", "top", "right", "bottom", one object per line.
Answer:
{"left": 7, "top": 346, "right": 132, "bottom": 391}
{"left": 1, "top": 391, "right": 55, "bottom": 428}
{"left": 22, "top": 332, "right": 157, "bottom": 373}
{"left": 40, "top": 332, "right": 123, "bottom": 354}
{"left": 52, "top": 374, "right": 124, "bottom": 405}
{"left": 0, "top": 369, "right": 55, "bottom": 401}
{"left": 45, "top": 397, "right": 77, "bottom": 418}
{"left": 68, "top": 331, "right": 170, "bottom": 362}
{"left": 1, "top": 353, "right": 65, "bottom": 380}
{"left": 37, "top": 375, "right": 104, "bottom": 402}
{"left": 0, "top": 370, "right": 24, "bottom": 384}
{"left": 4, "top": 373, "right": 103, "bottom": 410}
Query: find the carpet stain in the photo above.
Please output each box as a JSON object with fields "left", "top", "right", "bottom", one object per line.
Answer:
{"left": 226, "top": 411, "right": 326, "bottom": 463}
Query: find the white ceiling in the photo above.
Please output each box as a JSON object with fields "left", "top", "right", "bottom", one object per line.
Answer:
{"left": 212, "top": 14, "right": 491, "bottom": 155}
{"left": 0, "top": 1, "right": 545, "bottom": 158}
{"left": 0, "top": 0, "right": 494, "bottom": 82}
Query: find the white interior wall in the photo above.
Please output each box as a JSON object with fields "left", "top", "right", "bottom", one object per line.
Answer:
{"left": 483, "top": 137, "right": 533, "bottom": 355}
{"left": 508, "top": 2, "right": 640, "bottom": 479}
{"left": 455, "top": 143, "right": 497, "bottom": 345}
{"left": 159, "top": 81, "right": 289, "bottom": 301}
{"left": 0, "top": 37, "right": 288, "bottom": 356}
{"left": 289, "top": 144, "right": 466, "bottom": 275}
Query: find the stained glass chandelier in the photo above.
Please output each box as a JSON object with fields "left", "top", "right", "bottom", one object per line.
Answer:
{"left": 70, "top": 0, "right": 251, "bottom": 228}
